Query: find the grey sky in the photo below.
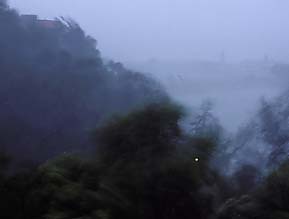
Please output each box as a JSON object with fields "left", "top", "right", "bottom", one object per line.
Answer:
{"left": 9, "top": 0, "right": 289, "bottom": 62}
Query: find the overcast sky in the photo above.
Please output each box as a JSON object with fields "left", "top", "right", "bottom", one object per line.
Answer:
{"left": 9, "top": 0, "right": 289, "bottom": 62}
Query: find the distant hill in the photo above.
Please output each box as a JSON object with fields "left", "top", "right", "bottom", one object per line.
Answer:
{"left": 0, "top": 3, "right": 167, "bottom": 163}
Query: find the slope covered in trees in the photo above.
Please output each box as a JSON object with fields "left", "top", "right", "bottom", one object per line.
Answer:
{"left": 0, "top": 3, "right": 167, "bottom": 162}
{"left": 2, "top": 1, "right": 289, "bottom": 219}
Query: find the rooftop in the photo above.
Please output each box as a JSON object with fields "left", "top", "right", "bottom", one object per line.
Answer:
{"left": 20, "top": 14, "right": 62, "bottom": 29}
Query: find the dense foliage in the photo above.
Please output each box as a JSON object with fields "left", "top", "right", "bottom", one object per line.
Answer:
{"left": 0, "top": 3, "right": 167, "bottom": 162}
{"left": 0, "top": 103, "right": 223, "bottom": 219}
{"left": 1, "top": 1, "right": 289, "bottom": 219}
{"left": 218, "top": 161, "right": 289, "bottom": 219}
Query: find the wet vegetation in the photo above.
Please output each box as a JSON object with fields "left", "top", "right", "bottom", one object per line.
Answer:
{"left": 2, "top": 1, "right": 289, "bottom": 218}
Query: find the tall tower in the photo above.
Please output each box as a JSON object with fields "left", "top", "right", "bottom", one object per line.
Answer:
{"left": 220, "top": 51, "right": 226, "bottom": 64}
{"left": 263, "top": 54, "right": 269, "bottom": 64}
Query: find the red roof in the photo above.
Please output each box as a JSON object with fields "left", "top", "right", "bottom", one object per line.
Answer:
{"left": 37, "top": 20, "right": 61, "bottom": 29}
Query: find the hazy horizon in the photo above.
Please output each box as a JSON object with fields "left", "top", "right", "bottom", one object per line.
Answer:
{"left": 8, "top": 0, "right": 289, "bottom": 132}
{"left": 9, "top": 0, "right": 289, "bottom": 63}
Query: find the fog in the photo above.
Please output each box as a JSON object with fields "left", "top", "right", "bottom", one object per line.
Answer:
{"left": 10, "top": 0, "right": 289, "bottom": 62}
{"left": 3, "top": 2, "right": 289, "bottom": 218}
{"left": 9, "top": 0, "right": 289, "bottom": 130}
{"left": 127, "top": 60, "right": 286, "bottom": 131}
